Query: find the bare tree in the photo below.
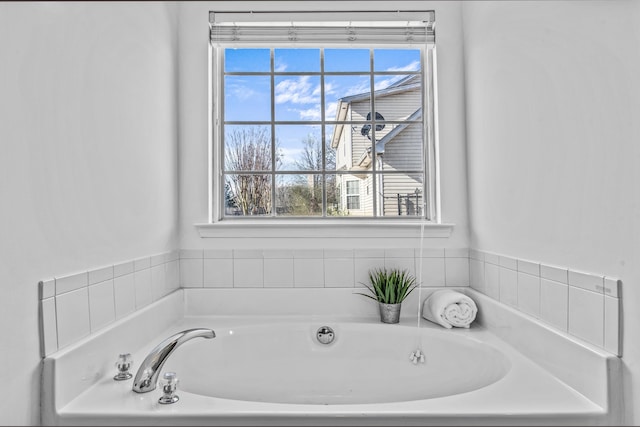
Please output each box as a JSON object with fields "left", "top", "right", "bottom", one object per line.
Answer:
{"left": 286, "top": 134, "right": 339, "bottom": 215}
{"left": 225, "top": 127, "right": 277, "bottom": 215}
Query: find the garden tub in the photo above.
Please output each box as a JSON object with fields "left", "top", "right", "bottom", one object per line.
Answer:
{"left": 42, "top": 289, "right": 616, "bottom": 426}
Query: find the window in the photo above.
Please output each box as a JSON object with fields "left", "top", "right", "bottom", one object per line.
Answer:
{"left": 209, "top": 11, "right": 438, "bottom": 222}
{"left": 346, "top": 180, "right": 361, "bottom": 211}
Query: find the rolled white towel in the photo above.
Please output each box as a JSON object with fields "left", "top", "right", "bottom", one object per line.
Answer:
{"left": 422, "top": 290, "right": 478, "bottom": 329}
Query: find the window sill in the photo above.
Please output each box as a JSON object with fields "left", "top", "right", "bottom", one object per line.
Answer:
{"left": 195, "top": 220, "right": 454, "bottom": 239}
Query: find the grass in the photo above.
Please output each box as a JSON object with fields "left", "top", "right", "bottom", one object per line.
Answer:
{"left": 357, "top": 268, "right": 417, "bottom": 304}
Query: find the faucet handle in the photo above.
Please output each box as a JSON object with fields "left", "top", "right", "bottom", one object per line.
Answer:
{"left": 158, "top": 372, "right": 179, "bottom": 404}
{"left": 113, "top": 353, "right": 133, "bottom": 381}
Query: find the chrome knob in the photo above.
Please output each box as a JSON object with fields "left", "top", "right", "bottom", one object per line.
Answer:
{"left": 316, "top": 326, "right": 335, "bottom": 344}
{"left": 158, "top": 372, "right": 179, "bottom": 404}
{"left": 113, "top": 353, "right": 133, "bottom": 381}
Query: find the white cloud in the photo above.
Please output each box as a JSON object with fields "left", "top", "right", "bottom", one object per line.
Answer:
{"left": 374, "top": 78, "right": 397, "bottom": 91}
{"left": 386, "top": 60, "right": 420, "bottom": 72}
{"left": 226, "top": 84, "right": 258, "bottom": 101}
{"left": 298, "top": 108, "right": 322, "bottom": 121}
{"left": 324, "top": 82, "right": 337, "bottom": 96}
{"left": 277, "top": 147, "right": 304, "bottom": 169}
{"left": 274, "top": 62, "right": 288, "bottom": 72}
{"left": 343, "top": 81, "right": 371, "bottom": 97}
{"left": 275, "top": 76, "right": 320, "bottom": 105}
{"left": 325, "top": 102, "right": 338, "bottom": 120}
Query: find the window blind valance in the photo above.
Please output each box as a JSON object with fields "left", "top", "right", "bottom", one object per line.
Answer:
{"left": 209, "top": 10, "right": 435, "bottom": 45}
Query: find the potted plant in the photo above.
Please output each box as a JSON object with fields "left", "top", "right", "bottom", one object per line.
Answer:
{"left": 357, "top": 268, "right": 418, "bottom": 324}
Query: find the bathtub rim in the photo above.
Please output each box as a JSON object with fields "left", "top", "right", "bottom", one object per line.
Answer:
{"left": 41, "top": 287, "right": 620, "bottom": 425}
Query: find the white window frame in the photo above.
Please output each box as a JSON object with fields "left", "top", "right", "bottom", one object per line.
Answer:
{"left": 345, "top": 180, "right": 361, "bottom": 211}
{"left": 198, "top": 9, "right": 451, "bottom": 238}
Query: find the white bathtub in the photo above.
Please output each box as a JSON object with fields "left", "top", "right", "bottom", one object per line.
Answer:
{"left": 42, "top": 289, "right": 618, "bottom": 426}
{"left": 163, "top": 322, "right": 510, "bottom": 405}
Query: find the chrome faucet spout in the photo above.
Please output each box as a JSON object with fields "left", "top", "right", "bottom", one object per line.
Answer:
{"left": 132, "top": 328, "right": 215, "bottom": 393}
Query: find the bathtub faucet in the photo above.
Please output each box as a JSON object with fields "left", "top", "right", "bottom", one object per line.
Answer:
{"left": 132, "top": 328, "right": 215, "bottom": 393}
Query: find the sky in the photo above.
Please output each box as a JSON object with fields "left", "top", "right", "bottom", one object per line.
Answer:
{"left": 223, "top": 48, "right": 421, "bottom": 170}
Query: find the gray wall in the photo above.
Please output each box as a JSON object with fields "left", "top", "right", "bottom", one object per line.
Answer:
{"left": 462, "top": 1, "right": 640, "bottom": 423}
{"left": 0, "top": 3, "right": 179, "bottom": 423}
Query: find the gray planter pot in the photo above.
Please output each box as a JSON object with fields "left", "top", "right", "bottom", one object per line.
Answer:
{"left": 378, "top": 302, "right": 402, "bottom": 324}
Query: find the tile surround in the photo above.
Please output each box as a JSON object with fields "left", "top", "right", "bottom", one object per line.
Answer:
{"left": 568, "top": 286, "right": 604, "bottom": 348}
{"left": 40, "top": 246, "right": 621, "bottom": 358}
{"left": 470, "top": 248, "right": 622, "bottom": 356}
{"left": 179, "top": 248, "right": 471, "bottom": 290}
{"left": 38, "top": 250, "right": 180, "bottom": 357}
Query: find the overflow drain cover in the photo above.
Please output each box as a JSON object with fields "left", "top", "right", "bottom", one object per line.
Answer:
{"left": 316, "top": 326, "right": 335, "bottom": 344}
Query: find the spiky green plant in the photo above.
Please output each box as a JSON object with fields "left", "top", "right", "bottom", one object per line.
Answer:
{"left": 356, "top": 268, "right": 417, "bottom": 304}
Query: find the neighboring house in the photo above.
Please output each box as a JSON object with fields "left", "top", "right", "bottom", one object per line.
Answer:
{"left": 330, "top": 75, "right": 424, "bottom": 217}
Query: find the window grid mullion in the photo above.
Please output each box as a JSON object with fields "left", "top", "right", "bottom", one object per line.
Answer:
{"left": 220, "top": 45, "right": 430, "bottom": 220}
{"left": 320, "top": 48, "right": 327, "bottom": 218}
{"left": 270, "top": 48, "right": 277, "bottom": 217}
{"left": 369, "top": 48, "right": 377, "bottom": 218}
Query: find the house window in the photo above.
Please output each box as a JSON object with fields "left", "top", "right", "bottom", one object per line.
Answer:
{"left": 209, "top": 11, "right": 438, "bottom": 221}
{"left": 346, "top": 180, "right": 361, "bottom": 210}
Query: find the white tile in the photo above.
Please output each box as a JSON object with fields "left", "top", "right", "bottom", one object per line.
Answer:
{"left": 161, "top": 261, "right": 180, "bottom": 297}
{"left": 604, "top": 296, "right": 620, "bottom": 355}
{"left": 499, "top": 256, "right": 517, "bottom": 270}
{"left": 354, "top": 258, "right": 385, "bottom": 288}
{"left": 603, "top": 277, "right": 621, "bottom": 298}
{"left": 234, "top": 258, "right": 263, "bottom": 287}
{"left": 134, "top": 257, "right": 151, "bottom": 271}
{"left": 180, "top": 259, "right": 203, "bottom": 288}
{"left": 468, "top": 249, "right": 484, "bottom": 261}
{"left": 499, "top": 267, "right": 518, "bottom": 307}
{"left": 204, "top": 249, "right": 233, "bottom": 259}
{"left": 540, "top": 278, "right": 568, "bottom": 331}
{"left": 484, "top": 252, "right": 500, "bottom": 265}
{"left": 55, "top": 272, "right": 88, "bottom": 295}
{"left": 56, "top": 287, "right": 90, "bottom": 349}
{"left": 568, "top": 286, "right": 604, "bottom": 347}
{"left": 88, "top": 279, "right": 115, "bottom": 332}
{"left": 262, "top": 250, "right": 294, "bottom": 259}
{"left": 324, "top": 249, "right": 354, "bottom": 259}
{"left": 569, "top": 270, "right": 604, "bottom": 294}
{"left": 165, "top": 260, "right": 180, "bottom": 292}
{"left": 294, "top": 258, "right": 324, "bottom": 287}
{"left": 40, "top": 279, "right": 55, "bottom": 300}
{"left": 134, "top": 268, "right": 152, "bottom": 309}
{"left": 234, "top": 249, "right": 263, "bottom": 259}
{"left": 469, "top": 259, "right": 485, "bottom": 293}
{"left": 180, "top": 249, "right": 203, "bottom": 259}
{"left": 166, "top": 250, "right": 179, "bottom": 262}
{"left": 88, "top": 266, "right": 113, "bottom": 285}
{"left": 385, "top": 248, "right": 415, "bottom": 258}
{"left": 484, "top": 262, "right": 500, "bottom": 300}
{"left": 445, "top": 248, "right": 469, "bottom": 258}
{"left": 113, "top": 274, "right": 135, "bottom": 319}
{"left": 113, "top": 261, "right": 134, "bottom": 278}
{"left": 417, "top": 257, "right": 445, "bottom": 287}
{"left": 517, "top": 272, "right": 540, "bottom": 318}
{"left": 540, "top": 264, "right": 568, "bottom": 284}
{"left": 324, "top": 258, "right": 354, "bottom": 287}
{"left": 150, "top": 253, "right": 166, "bottom": 267}
{"left": 445, "top": 258, "right": 469, "bottom": 287}
{"left": 384, "top": 257, "right": 416, "bottom": 278}
{"left": 40, "top": 298, "right": 58, "bottom": 356}
{"left": 263, "top": 258, "right": 294, "bottom": 288}
{"left": 517, "top": 260, "right": 540, "bottom": 276}
{"left": 150, "top": 264, "right": 166, "bottom": 300}
{"left": 354, "top": 249, "right": 384, "bottom": 258}
{"left": 294, "top": 249, "right": 324, "bottom": 259}
{"left": 416, "top": 248, "right": 445, "bottom": 258}
{"left": 204, "top": 258, "right": 234, "bottom": 288}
